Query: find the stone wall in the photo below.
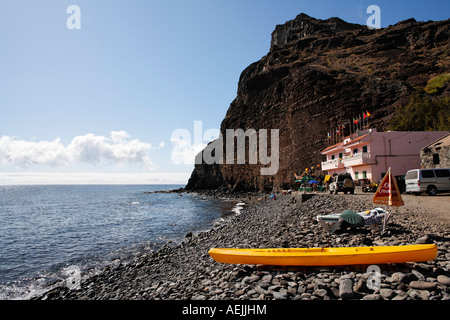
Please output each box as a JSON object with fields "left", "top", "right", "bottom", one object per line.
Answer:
{"left": 421, "top": 142, "right": 450, "bottom": 169}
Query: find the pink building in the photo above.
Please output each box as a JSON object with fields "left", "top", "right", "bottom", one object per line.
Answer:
{"left": 321, "top": 129, "right": 449, "bottom": 183}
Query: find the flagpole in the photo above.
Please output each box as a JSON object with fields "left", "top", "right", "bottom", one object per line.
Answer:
{"left": 385, "top": 167, "right": 391, "bottom": 232}
{"left": 362, "top": 113, "right": 365, "bottom": 130}
{"left": 335, "top": 127, "right": 337, "bottom": 145}
{"left": 364, "top": 112, "right": 368, "bottom": 130}
{"left": 387, "top": 169, "right": 390, "bottom": 214}
{"left": 335, "top": 126, "right": 337, "bottom": 145}
{"left": 365, "top": 112, "right": 369, "bottom": 129}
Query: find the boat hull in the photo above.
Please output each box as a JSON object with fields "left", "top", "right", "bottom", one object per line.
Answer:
{"left": 208, "top": 244, "right": 437, "bottom": 266}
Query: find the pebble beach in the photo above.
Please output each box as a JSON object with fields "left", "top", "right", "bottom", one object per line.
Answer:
{"left": 37, "top": 192, "right": 450, "bottom": 301}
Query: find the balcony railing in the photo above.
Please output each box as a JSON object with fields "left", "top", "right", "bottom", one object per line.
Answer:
{"left": 343, "top": 152, "right": 372, "bottom": 166}
{"left": 321, "top": 158, "right": 344, "bottom": 171}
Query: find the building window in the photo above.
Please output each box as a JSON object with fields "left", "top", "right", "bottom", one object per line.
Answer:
{"left": 355, "top": 171, "right": 359, "bottom": 179}
{"left": 433, "top": 153, "right": 440, "bottom": 165}
{"left": 363, "top": 171, "right": 367, "bottom": 179}
{"left": 353, "top": 148, "right": 358, "bottom": 154}
{"left": 362, "top": 145, "right": 368, "bottom": 153}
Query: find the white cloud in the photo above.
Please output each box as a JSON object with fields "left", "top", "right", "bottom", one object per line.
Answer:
{"left": 0, "top": 131, "right": 156, "bottom": 170}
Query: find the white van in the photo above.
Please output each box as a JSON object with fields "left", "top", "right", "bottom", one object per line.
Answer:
{"left": 405, "top": 168, "right": 450, "bottom": 196}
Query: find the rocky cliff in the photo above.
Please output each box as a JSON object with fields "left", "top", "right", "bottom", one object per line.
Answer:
{"left": 186, "top": 13, "right": 450, "bottom": 192}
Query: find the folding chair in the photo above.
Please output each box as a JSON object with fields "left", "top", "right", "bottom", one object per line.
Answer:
{"left": 317, "top": 208, "right": 388, "bottom": 234}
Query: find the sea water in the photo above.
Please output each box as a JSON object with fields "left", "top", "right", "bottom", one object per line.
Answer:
{"left": 0, "top": 185, "right": 236, "bottom": 299}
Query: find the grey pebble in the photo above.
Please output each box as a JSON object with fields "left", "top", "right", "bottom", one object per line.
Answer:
{"left": 35, "top": 194, "right": 450, "bottom": 301}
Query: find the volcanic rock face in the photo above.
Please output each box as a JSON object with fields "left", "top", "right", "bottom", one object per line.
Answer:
{"left": 186, "top": 13, "right": 450, "bottom": 192}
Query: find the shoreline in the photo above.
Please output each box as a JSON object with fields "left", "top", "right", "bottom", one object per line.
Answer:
{"left": 36, "top": 191, "right": 449, "bottom": 300}
{"left": 1, "top": 187, "right": 242, "bottom": 300}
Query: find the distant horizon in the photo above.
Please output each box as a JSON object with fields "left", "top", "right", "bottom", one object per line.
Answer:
{"left": 0, "top": 171, "right": 190, "bottom": 186}
{"left": 0, "top": 183, "right": 186, "bottom": 186}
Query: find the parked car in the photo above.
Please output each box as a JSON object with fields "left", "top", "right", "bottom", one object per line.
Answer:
{"left": 394, "top": 175, "right": 406, "bottom": 194}
{"left": 329, "top": 173, "right": 355, "bottom": 194}
{"left": 405, "top": 168, "right": 450, "bottom": 196}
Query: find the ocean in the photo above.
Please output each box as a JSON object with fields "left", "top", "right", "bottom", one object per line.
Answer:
{"left": 0, "top": 184, "right": 236, "bottom": 299}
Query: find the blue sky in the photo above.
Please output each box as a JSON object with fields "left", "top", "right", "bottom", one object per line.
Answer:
{"left": 0, "top": 0, "right": 448, "bottom": 184}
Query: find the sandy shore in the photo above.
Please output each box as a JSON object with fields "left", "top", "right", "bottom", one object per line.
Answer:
{"left": 37, "top": 192, "right": 449, "bottom": 301}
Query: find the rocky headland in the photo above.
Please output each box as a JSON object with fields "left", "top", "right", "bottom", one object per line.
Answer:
{"left": 186, "top": 14, "right": 450, "bottom": 192}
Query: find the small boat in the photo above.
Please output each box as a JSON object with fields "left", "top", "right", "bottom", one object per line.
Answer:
{"left": 208, "top": 244, "right": 437, "bottom": 266}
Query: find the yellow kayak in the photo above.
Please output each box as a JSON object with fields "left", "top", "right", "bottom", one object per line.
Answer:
{"left": 208, "top": 244, "right": 437, "bottom": 266}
